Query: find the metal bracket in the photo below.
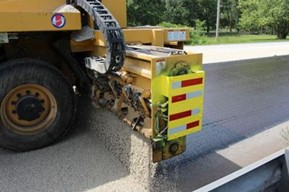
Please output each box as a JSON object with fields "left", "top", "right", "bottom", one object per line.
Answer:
{"left": 85, "top": 57, "right": 108, "bottom": 74}
{"left": 72, "top": 25, "right": 95, "bottom": 42}
{"left": 285, "top": 148, "right": 289, "bottom": 176}
{"left": 278, "top": 148, "right": 289, "bottom": 192}
{"left": 75, "top": 0, "right": 126, "bottom": 74}
{"left": 0, "top": 33, "right": 9, "bottom": 44}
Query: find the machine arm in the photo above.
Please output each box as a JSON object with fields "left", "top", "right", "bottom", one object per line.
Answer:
{"left": 75, "top": 0, "right": 126, "bottom": 74}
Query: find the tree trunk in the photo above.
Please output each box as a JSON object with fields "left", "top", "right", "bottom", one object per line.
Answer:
{"left": 277, "top": 31, "right": 288, "bottom": 39}
{"left": 229, "top": 14, "right": 233, "bottom": 32}
{"left": 276, "top": 23, "right": 289, "bottom": 39}
{"left": 206, "top": 20, "right": 210, "bottom": 33}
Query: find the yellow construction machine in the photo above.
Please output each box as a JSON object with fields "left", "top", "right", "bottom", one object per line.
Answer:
{"left": 0, "top": 0, "right": 204, "bottom": 162}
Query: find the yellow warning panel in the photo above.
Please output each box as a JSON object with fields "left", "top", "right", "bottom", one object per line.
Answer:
{"left": 163, "top": 72, "right": 205, "bottom": 140}
{"left": 151, "top": 53, "right": 205, "bottom": 141}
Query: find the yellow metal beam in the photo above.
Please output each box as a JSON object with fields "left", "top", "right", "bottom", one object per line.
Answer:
{"left": 92, "top": 28, "right": 191, "bottom": 46}
{"left": 0, "top": 0, "right": 66, "bottom": 12}
{"left": 0, "top": 1, "right": 81, "bottom": 32}
{"left": 101, "top": 0, "right": 127, "bottom": 28}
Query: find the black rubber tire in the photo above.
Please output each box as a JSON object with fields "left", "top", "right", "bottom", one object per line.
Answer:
{"left": 0, "top": 59, "right": 76, "bottom": 151}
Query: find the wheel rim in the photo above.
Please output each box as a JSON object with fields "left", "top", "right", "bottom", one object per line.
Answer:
{"left": 0, "top": 84, "right": 57, "bottom": 135}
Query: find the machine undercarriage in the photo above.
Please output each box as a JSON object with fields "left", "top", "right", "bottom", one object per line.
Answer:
{"left": 0, "top": 0, "right": 204, "bottom": 162}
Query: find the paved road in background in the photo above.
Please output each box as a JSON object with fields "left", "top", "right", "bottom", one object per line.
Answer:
{"left": 154, "top": 54, "right": 289, "bottom": 191}
{"left": 1, "top": 42, "right": 289, "bottom": 192}
{"left": 185, "top": 42, "right": 289, "bottom": 64}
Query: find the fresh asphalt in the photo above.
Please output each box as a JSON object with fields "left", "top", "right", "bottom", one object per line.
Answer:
{"left": 1, "top": 42, "right": 289, "bottom": 191}
{"left": 153, "top": 43, "right": 289, "bottom": 191}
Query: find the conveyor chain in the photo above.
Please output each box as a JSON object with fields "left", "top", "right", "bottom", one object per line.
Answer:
{"left": 75, "top": 0, "right": 126, "bottom": 73}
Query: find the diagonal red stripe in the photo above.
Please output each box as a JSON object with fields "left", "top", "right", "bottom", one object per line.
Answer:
{"left": 187, "top": 121, "right": 200, "bottom": 129}
{"left": 172, "top": 94, "right": 186, "bottom": 103}
{"left": 170, "top": 110, "right": 191, "bottom": 121}
{"left": 181, "top": 78, "right": 203, "bottom": 87}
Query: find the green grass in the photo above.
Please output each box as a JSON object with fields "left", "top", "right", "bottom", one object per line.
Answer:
{"left": 196, "top": 34, "right": 289, "bottom": 45}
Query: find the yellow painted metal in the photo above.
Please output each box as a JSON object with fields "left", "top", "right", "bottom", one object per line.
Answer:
{"left": 125, "top": 28, "right": 190, "bottom": 44}
{"left": 0, "top": 0, "right": 66, "bottom": 12}
{"left": 150, "top": 52, "right": 204, "bottom": 139}
{"left": 101, "top": 0, "right": 127, "bottom": 28}
{"left": 161, "top": 72, "right": 205, "bottom": 140}
{"left": 71, "top": 40, "right": 94, "bottom": 52}
{"left": 0, "top": 84, "right": 57, "bottom": 136}
{"left": 161, "top": 72, "right": 204, "bottom": 97}
{"left": 0, "top": 1, "right": 81, "bottom": 32}
{"left": 124, "top": 47, "right": 204, "bottom": 136}
{"left": 91, "top": 28, "right": 190, "bottom": 47}
{"left": 0, "top": 0, "right": 204, "bottom": 162}
{"left": 152, "top": 29, "right": 165, "bottom": 47}
{"left": 122, "top": 46, "right": 204, "bottom": 161}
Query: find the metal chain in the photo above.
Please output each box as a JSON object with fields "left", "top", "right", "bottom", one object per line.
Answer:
{"left": 75, "top": 0, "right": 126, "bottom": 73}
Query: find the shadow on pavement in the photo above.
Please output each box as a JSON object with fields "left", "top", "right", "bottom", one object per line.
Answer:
{"left": 151, "top": 55, "right": 289, "bottom": 191}
{"left": 2, "top": 56, "right": 289, "bottom": 191}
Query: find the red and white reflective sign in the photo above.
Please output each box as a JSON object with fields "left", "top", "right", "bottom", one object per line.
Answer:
{"left": 172, "top": 78, "right": 203, "bottom": 89}
{"left": 51, "top": 14, "right": 66, "bottom": 28}
{"left": 169, "top": 120, "right": 200, "bottom": 135}
{"left": 170, "top": 108, "right": 200, "bottom": 121}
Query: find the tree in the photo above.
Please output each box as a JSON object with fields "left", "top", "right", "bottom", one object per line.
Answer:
{"left": 221, "top": 0, "right": 240, "bottom": 32}
{"left": 162, "top": 0, "right": 190, "bottom": 26}
{"left": 239, "top": 0, "right": 289, "bottom": 39}
{"left": 161, "top": 0, "right": 206, "bottom": 28}
{"left": 127, "top": 0, "right": 165, "bottom": 26}
{"left": 164, "top": 0, "right": 217, "bottom": 32}
{"left": 196, "top": 0, "right": 217, "bottom": 33}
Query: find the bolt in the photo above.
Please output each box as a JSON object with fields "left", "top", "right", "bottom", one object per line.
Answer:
{"left": 11, "top": 101, "right": 16, "bottom": 105}
{"left": 169, "top": 143, "right": 179, "bottom": 154}
{"left": 16, "top": 93, "right": 21, "bottom": 98}
{"left": 35, "top": 92, "right": 40, "bottom": 97}
{"left": 12, "top": 110, "right": 17, "bottom": 114}
{"left": 26, "top": 90, "right": 31, "bottom": 95}
{"left": 40, "top": 99, "right": 45, "bottom": 104}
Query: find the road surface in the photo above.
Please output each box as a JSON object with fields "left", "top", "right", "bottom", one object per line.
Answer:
{"left": 185, "top": 42, "right": 289, "bottom": 64}
{"left": 1, "top": 42, "right": 289, "bottom": 192}
{"left": 0, "top": 105, "right": 144, "bottom": 192}
{"left": 153, "top": 55, "right": 289, "bottom": 191}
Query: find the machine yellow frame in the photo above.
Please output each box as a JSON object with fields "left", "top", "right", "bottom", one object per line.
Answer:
{"left": 0, "top": 0, "right": 204, "bottom": 162}
{"left": 0, "top": 0, "right": 81, "bottom": 32}
{"left": 118, "top": 46, "right": 205, "bottom": 162}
